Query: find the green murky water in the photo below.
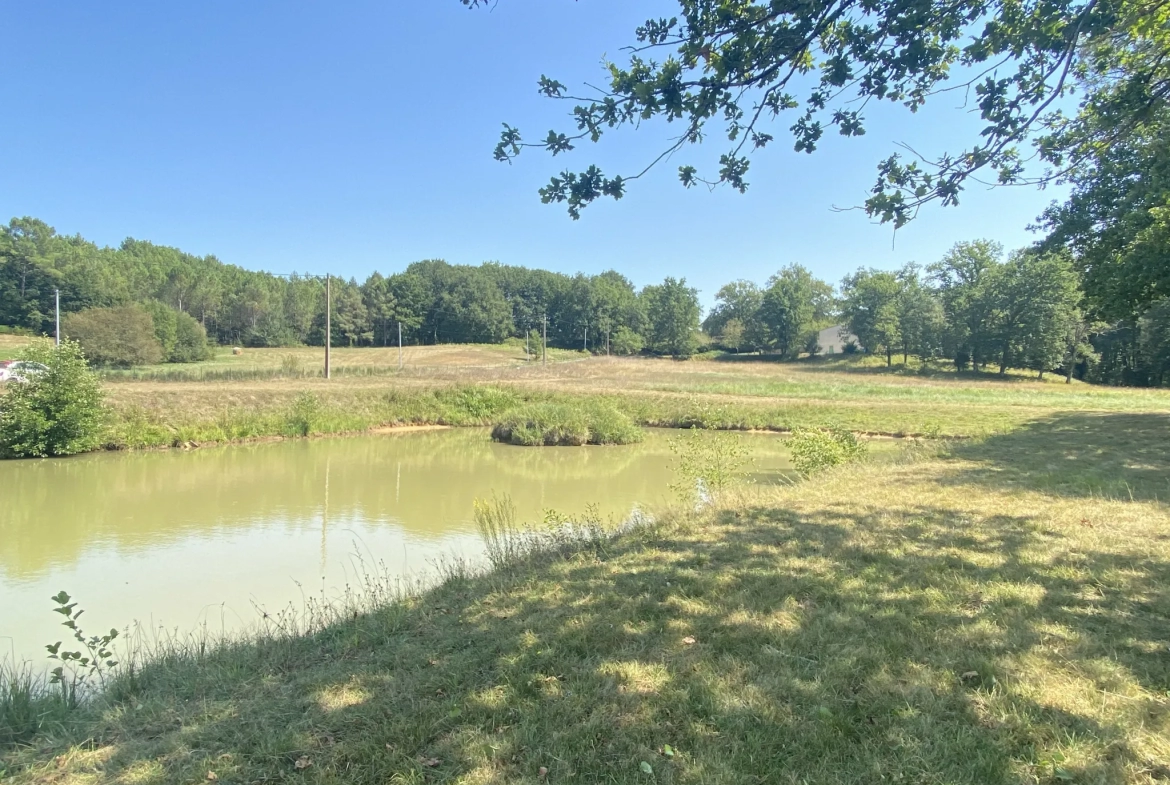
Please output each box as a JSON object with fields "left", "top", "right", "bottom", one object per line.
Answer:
{"left": 0, "top": 428, "right": 803, "bottom": 662}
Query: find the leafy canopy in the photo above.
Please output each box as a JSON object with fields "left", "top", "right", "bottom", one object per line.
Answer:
{"left": 466, "top": 0, "right": 1169, "bottom": 225}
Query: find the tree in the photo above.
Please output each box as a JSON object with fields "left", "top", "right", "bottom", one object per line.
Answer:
{"left": 1060, "top": 312, "right": 1106, "bottom": 384}
{"left": 1039, "top": 111, "right": 1170, "bottom": 320}
{"left": 896, "top": 264, "right": 947, "bottom": 363}
{"left": 984, "top": 250, "right": 1082, "bottom": 376}
{"left": 703, "top": 280, "right": 765, "bottom": 351}
{"left": 469, "top": 0, "right": 1168, "bottom": 226}
{"left": 642, "top": 277, "right": 701, "bottom": 358}
{"left": 62, "top": 306, "right": 164, "bottom": 368}
{"left": 929, "top": 241, "right": 1003, "bottom": 370}
{"left": 1138, "top": 299, "right": 1170, "bottom": 386}
{"left": 720, "top": 318, "right": 746, "bottom": 353}
{"left": 0, "top": 341, "right": 106, "bottom": 458}
{"left": 610, "top": 326, "right": 645, "bottom": 356}
{"left": 758, "top": 265, "right": 833, "bottom": 358}
{"left": 840, "top": 269, "right": 902, "bottom": 366}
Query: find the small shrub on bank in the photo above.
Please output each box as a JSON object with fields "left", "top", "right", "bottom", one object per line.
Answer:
{"left": 0, "top": 341, "right": 107, "bottom": 458}
{"left": 669, "top": 428, "right": 752, "bottom": 505}
{"left": 284, "top": 391, "right": 323, "bottom": 437}
{"left": 491, "top": 401, "right": 642, "bottom": 446}
{"left": 788, "top": 427, "right": 867, "bottom": 476}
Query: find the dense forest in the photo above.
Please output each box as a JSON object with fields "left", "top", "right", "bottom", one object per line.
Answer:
{"left": 1, "top": 216, "right": 1167, "bottom": 385}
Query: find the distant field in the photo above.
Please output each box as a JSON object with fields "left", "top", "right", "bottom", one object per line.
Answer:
{"left": 99, "top": 342, "right": 586, "bottom": 380}
{"left": 91, "top": 350, "right": 1170, "bottom": 443}
{"left": 0, "top": 335, "right": 34, "bottom": 361}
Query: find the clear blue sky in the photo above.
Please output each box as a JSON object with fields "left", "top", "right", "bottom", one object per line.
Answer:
{"left": 1, "top": 0, "right": 1066, "bottom": 308}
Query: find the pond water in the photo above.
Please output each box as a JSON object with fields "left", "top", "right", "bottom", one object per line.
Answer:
{"left": 0, "top": 428, "right": 806, "bottom": 663}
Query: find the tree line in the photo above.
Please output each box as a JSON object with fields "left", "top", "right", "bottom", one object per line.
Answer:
{"left": 0, "top": 217, "right": 702, "bottom": 360}
{"left": 2, "top": 216, "right": 1166, "bottom": 384}
{"left": 705, "top": 241, "right": 1169, "bottom": 386}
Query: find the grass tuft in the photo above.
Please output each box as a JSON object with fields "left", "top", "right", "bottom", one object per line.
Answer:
{"left": 491, "top": 401, "right": 643, "bottom": 446}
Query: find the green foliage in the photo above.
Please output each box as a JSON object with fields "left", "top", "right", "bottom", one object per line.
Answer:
{"left": 641, "top": 277, "right": 701, "bottom": 358}
{"left": 62, "top": 306, "right": 164, "bottom": 368}
{"left": 841, "top": 269, "right": 902, "bottom": 366}
{"left": 474, "top": 495, "right": 528, "bottom": 570}
{"left": 473, "top": 0, "right": 1169, "bottom": 232}
{"left": 609, "top": 326, "right": 645, "bottom": 356}
{"left": 140, "top": 300, "right": 211, "bottom": 363}
{"left": 1137, "top": 299, "right": 1170, "bottom": 386}
{"left": 759, "top": 265, "right": 835, "bottom": 358}
{"left": 704, "top": 281, "right": 766, "bottom": 351}
{"left": 788, "top": 428, "right": 867, "bottom": 476}
{"left": 284, "top": 391, "right": 323, "bottom": 437}
{"left": 45, "top": 591, "right": 119, "bottom": 707}
{"left": 433, "top": 386, "right": 520, "bottom": 422}
{"left": 0, "top": 661, "right": 69, "bottom": 748}
{"left": 492, "top": 401, "right": 643, "bottom": 446}
{"left": 668, "top": 428, "right": 752, "bottom": 505}
{"left": 0, "top": 341, "right": 106, "bottom": 458}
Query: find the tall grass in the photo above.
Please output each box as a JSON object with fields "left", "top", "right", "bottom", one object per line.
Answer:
{"left": 491, "top": 400, "right": 643, "bottom": 446}
{"left": 0, "top": 662, "right": 69, "bottom": 748}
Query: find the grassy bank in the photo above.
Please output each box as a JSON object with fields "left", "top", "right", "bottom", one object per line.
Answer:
{"left": 3, "top": 411, "right": 1169, "bottom": 783}
{"left": 90, "top": 354, "right": 1170, "bottom": 452}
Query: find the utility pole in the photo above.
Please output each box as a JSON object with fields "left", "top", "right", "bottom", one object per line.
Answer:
{"left": 324, "top": 275, "right": 332, "bottom": 380}
{"left": 583, "top": 325, "right": 588, "bottom": 353}
{"left": 525, "top": 327, "right": 530, "bottom": 359}
{"left": 398, "top": 321, "right": 403, "bottom": 370}
{"left": 54, "top": 289, "right": 60, "bottom": 347}
{"left": 542, "top": 315, "right": 548, "bottom": 366}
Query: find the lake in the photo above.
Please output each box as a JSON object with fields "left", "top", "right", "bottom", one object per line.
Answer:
{"left": 0, "top": 428, "right": 803, "bottom": 663}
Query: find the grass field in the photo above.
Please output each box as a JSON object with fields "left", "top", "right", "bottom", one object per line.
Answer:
{"left": 3, "top": 345, "right": 1170, "bottom": 783}
{"left": 3, "top": 413, "right": 1168, "bottom": 783}
{"left": 86, "top": 348, "right": 1170, "bottom": 449}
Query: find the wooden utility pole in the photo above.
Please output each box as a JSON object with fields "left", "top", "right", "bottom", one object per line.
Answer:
{"left": 55, "top": 289, "right": 60, "bottom": 347}
{"left": 542, "top": 315, "right": 548, "bottom": 366}
{"left": 324, "top": 275, "right": 332, "bottom": 379}
{"left": 583, "top": 325, "right": 588, "bottom": 353}
{"left": 398, "top": 321, "right": 403, "bottom": 370}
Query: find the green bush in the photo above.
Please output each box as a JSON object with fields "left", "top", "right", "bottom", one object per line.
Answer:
{"left": 610, "top": 326, "right": 645, "bottom": 356}
{"left": 62, "top": 306, "right": 163, "bottom": 368}
{"left": 668, "top": 428, "right": 752, "bottom": 505}
{"left": 141, "top": 301, "right": 212, "bottom": 363}
{"left": 0, "top": 341, "right": 107, "bottom": 458}
{"left": 284, "top": 391, "right": 323, "bottom": 437}
{"left": 788, "top": 427, "right": 867, "bottom": 476}
{"left": 492, "top": 401, "right": 642, "bottom": 446}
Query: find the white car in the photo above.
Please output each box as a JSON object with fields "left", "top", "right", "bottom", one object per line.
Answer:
{"left": 0, "top": 360, "right": 48, "bottom": 383}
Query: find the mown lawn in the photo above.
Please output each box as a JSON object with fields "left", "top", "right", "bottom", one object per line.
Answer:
{"left": 4, "top": 411, "right": 1168, "bottom": 784}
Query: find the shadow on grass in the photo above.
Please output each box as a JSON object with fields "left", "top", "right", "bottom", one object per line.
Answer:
{"left": 12, "top": 492, "right": 1169, "bottom": 784}
{"left": 943, "top": 412, "right": 1170, "bottom": 504}
{"left": 709, "top": 353, "right": 1049, "bottom": 383}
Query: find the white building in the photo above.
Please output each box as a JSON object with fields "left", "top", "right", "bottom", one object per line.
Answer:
{"left": 816, "top": 324, "right": 860, "bottom": 355}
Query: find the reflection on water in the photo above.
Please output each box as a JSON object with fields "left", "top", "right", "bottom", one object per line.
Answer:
{"left": 0, "top": 428, "right": 796, "bottom": 662}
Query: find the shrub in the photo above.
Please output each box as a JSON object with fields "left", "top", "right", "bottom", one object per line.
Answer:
{"left": 0, "top": 341, "right": 107, "bottom": 458}
{"left": 62, "top": 306, "right": 163, "bottom": 367}
{"left": 668, "top": 428, "right": 752, "bottom": 505}
{"left": 140, "top": 301, "right": 212, "bottom": 363}
{"left": 610, "top": 326, "right": 645, "bottom": 356}
{"left": 788, "top": 427, "right": 867, "bottom": 476}
{"left": 491, "top": 401, "right": 642, "bottom": 446}
{"left": 284, "top": 391, "right": 323, "bottom": 437}
{"left": 171, "top": 310, "right": 213, "bottom": 362}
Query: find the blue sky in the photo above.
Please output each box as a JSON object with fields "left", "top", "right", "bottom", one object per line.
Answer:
{"left": 1, "top": 0, "right": 1066, "bottom": 308}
